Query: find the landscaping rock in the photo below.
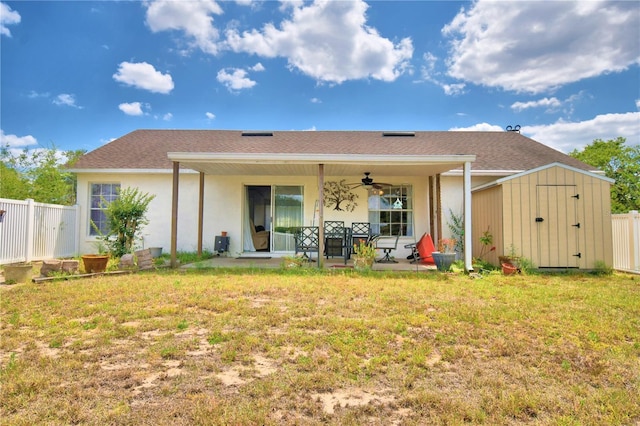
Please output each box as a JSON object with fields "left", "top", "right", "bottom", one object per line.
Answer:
{"left": 40, "top": 260, "right": 62, "bottom": 277}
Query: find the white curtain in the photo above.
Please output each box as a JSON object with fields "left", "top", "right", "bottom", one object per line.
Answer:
{"left": 243, "top": 189, "right": 256, "bottom": 252}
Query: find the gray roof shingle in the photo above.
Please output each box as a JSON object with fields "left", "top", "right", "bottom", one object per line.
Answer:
{"left": 72, "top": 129, "right": 596, "bottom": 172}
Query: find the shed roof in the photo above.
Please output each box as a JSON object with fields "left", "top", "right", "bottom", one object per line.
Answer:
{"left": 71, "top": 129, "right": 596, "bottom": 174}
{"left": 472, "top": 162, "right": 614, "bottom": 192}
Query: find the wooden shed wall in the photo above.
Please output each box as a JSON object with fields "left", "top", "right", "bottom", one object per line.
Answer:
{"left": 490, "top": 165, "right": 612, "bottom": 269}
{"left": 471, "top": 186, "right": 502, "bottom": 266}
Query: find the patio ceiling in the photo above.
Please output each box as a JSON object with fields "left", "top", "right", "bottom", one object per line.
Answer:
{"left": 166, "top": 152, "right": 476, "bottom": 177}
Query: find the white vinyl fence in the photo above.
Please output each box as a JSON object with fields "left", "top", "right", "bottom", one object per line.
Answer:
{"left": 611, "top": 210, "right": 640, "bottom": 273}
{"left": 0, "top": 198, "right": 79, "bottom": 265}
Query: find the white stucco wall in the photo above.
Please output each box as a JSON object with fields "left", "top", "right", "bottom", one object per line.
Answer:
{"left": 76, "top": 171, "right": 498, "bottom": 259}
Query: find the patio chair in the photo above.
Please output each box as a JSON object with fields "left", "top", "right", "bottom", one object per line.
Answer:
{"left": 375, "top": 235, "right": 400, "bottom": 263}
{"left": 404, "top": 233, "right": 436, "bottom": 265}
{"left": 294, "top": 226, "right": 320, "bottom": 261}
{"left": 324, "top": 221, "right": 346, "bottom": 259}
{"left": 250, "top": 219, "right": 270, "bottom": 251}
{"left": 351, "top": 222, "right": 372, "bottom": 247}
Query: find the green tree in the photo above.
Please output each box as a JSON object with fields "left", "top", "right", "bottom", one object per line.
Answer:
{"left": 0, "top": 144, "right": 84, "bottom": 205}
{"left": 100, "top": 187, "right": 156, "bottom": 258}
{"left": 569, "top": 137, "right": 640, "bottom": 213}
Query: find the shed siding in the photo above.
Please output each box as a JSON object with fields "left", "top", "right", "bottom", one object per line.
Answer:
{"left": 471, "top": 185, "right": 502, "bottom": 266}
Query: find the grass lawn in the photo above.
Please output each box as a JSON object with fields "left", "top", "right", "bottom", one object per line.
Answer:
{"left": 1, "top": 268, "right": 639, "bottom": 425}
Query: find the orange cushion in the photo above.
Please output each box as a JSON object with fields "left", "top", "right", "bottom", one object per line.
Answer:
{"left": 417, "top": 234, "right": 436, "bottom": 265}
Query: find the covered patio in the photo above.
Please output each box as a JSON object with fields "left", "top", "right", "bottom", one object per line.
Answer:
{"left": 181, "top": 253, "right": 438, "bottom": 272}
{"left": 167, "top": 151, "right": 476, "bottom": 271}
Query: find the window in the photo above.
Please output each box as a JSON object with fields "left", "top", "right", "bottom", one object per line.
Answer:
{"left": 89, "top": 183, "right": 120, "bottom": 236}
{"left": 368, "top": 185, "right": 413, "bottom": 237}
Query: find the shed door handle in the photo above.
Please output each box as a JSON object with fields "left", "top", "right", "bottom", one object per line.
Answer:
{"left": 535, "top": 217, "right": 544, "bottom": 222}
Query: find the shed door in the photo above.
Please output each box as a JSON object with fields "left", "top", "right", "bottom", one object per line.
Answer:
{"left": 536, "top": 185, "right": 580, "bottom": 268}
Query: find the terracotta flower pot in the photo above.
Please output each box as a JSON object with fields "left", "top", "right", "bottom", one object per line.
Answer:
{"left": 81, "top": 255, "right": 109, "bottom": 273}
{"left": 502, "top": 262, "right": 519, "bottom": 275}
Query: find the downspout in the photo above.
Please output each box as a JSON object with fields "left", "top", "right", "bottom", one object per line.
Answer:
{"left": 170, "top": 161, "right": 179, "bottom": 268}
{"left": 463, "top": 161, "right": 473, "bottom": 272}
{"left": 429, "top": 176, "right": 435, "bottom": 237}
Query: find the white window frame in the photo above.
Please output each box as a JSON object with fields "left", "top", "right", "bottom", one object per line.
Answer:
{"left": 88, "top": 182, "right": 120, "bottom": 236}
{"left": 368, "top": 184, "right": 413, "bottom": 237}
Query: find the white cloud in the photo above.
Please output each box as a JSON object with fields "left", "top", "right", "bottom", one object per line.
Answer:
{"left": 0, "top": 129, "right": 37, "bottom": 149}
{"left": 205, "top": 112, "right": 216, "bottom": 120}
{"left": 217, "top": 68, "right": 256, "bottom": 91}
{"left": 163, "top": 112, "right": 173, "bottom": 121}
{"left": 636, "top": 99, "right": 640, "bottom": 109}
{"left": 419, "top": 52, "right": 465, "bottom": 96}
{"left": 113, "top": 61, "right": 174, "bottom": 94}
{"left": 250, "top": 62, "right": 265, "bottom": 72}
{"left": 443, "top": 1, "right": 640, "bottom": 94}
{"left": 118, "top": 102, "right": 146, "bottom": 116}
{"left": 27, "top": 90, "right": 50, "bottom": 99}
{"left": 310, "top": 97, "right": 321, "bottom": 104}
{"left": 449, "top": 123, "right": 504, "bottom": 132}
{"left": 511, "top": 97, "right": 562, "bottom": 112}
{"left": 53, "top": 93, "right": 82, "bottom": 108}
{"left": 442, "top": 83, "right": 466, "bottom": 96}
{"left": 145, "top": 0, "right": 223, "bottom": 55}
{"left": 0, "top": 2, "right": 21, "bottom": 37}
{"left": 225, "top": 0, "right": 413, "bottom": 84}
{"left": 522, "top": 112, "right": 640, "bottom": 153}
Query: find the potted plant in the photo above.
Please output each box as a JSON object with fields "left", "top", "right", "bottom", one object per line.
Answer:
{"left": 81, "top": 254, "right": 109, "bottom": 273}
{"left": 352, "top": 240, "right": 377, "bottom": 271}
{"left": 3, "top": 262, "right": 33, "bottom": 284}
{"left": 499, "top": 244, "right": 522, "bottom": 274}
{"left": 82, "top": 237, "right": 109, "bottom": 273}
{"left": 432, "top": 238, "right": 457, "bottom": 272}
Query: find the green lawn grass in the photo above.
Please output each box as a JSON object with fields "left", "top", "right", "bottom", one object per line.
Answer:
{"left": 1, "top": 269, "right": 638, "bottom": 425}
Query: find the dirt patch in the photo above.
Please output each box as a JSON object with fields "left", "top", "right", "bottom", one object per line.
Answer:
{"left": 215, "top": 354, "right": 278, "bottom": 387}
{"left": 311, "top": 387, "right": 395, "bottom": 415}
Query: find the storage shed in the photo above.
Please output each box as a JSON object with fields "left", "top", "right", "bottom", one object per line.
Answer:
{"left": 472, "top": 163, "right": 614, "bottom": 269}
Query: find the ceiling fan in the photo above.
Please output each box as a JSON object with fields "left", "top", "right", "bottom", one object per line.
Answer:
{"left": 348, "top": 172, "right": 391, "bottom": 190}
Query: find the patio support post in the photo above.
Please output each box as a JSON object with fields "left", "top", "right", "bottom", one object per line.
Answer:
{"left": 463, "top": 161, "right": 473, "bottom": 272}
{"left": 318, "top": 163, "right": 324, "bottom": 268}
{"left": 197, "top": 171, "right": 204, "bottom": 255}
{"left": 170, "top": 161, "right": 179, "bottom": 268}
{"left": 436, "top": 174, "right": 442, "bottom": 242}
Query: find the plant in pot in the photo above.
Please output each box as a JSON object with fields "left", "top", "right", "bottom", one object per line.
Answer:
{"left": 352, "top": 240, "right": 377, "bottom": 271}
{"left": 499, "top": 244, "right": 522, "bottom": 275}
{"left": 433, "top": 238, "right": 457, "bottom": 272}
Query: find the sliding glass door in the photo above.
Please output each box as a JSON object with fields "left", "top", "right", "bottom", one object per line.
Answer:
{"left": 272, "top": 186, "right": 303, "bottom": 252}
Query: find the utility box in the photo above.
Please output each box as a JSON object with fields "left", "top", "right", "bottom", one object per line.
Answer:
{"left": 214, "top": 236, "right": 230, "bottom": 256}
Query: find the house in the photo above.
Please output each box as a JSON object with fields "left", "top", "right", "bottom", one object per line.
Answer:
{"left": 70, "top": 129, "right": 606, "bottom": 270}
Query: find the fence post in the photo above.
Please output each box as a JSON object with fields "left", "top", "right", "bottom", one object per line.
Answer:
{"left": 74, "top": 204, "right": 81, "bottom": 255}
{"left": 25, "top": 199, "right": 35, "bottom": 262}
{"left": 630, "top": 211, "right": 639, "bottom": 271}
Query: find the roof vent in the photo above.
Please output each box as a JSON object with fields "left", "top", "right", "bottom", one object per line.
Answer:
{"left": 505, "top": 125, "right": 521, "bottom": 133}
{"left": 382, "top": 132, "right": 415, "bottom": 137}
{"left": 241, "top": 131, "right": 274, "bottom": 137}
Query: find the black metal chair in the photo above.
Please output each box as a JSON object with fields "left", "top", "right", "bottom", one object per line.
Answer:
{"left": 351, "top": 222, "right": 372, "bottom": 248}
{"left": 294, "top": 226, "right": 320, "bottom": 261}
{"left": 324, "top": 221, "right": 345, "bottom": 259}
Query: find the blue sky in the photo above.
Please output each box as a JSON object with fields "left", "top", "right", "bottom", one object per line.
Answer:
{"left": 1, "top": 0, "right": 639, "bottom": 158}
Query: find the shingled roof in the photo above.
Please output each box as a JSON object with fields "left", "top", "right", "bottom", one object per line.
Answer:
{"left": 71, "top": 129, "right": 595, "bottom": 173}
